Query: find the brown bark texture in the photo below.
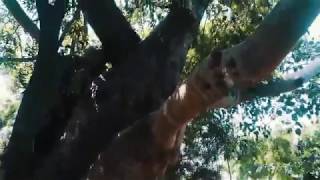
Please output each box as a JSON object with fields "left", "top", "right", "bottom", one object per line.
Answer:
{"left": 1, "top": 0, "right": 319, "bottom": 180}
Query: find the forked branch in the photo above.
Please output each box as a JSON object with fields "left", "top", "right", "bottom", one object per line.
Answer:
{"left": 32, "top": 2, "right": 213, "bottom": 180}
{"left": 87, "top": 0, "right": 320, "bottom": 179}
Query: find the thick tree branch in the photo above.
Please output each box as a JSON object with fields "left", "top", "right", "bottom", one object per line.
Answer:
{"left": 79, "top": 0, "right": 141, "bottom": 65}
{"left": 240, "top": 55, "right": 320, "bottom": 101}
{"left": 2, "top": 1, "right": 67, "bottom": 180}
{"left": 150, "top": 0, "right": 320, "bottom": 151}
{"left": 2, "top": 0, "right": 40, "bottom": 42}
{"left": 33, "top": 3, "right": 212, "bottom": 180}
{"left": 36, "top": 0, "right": 66, "bottom": 54}
{"left": 222, "top": 0, "right": 320, "bottom": 86}
{"left": 84, "top": 1, "right": 320, "bottom": 179}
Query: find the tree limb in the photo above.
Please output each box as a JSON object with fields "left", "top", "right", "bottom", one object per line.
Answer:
{"left": 32, "top": 2, "right": 212, "bottom": 180}
{"left": 240, "top": 55, "right": 320, "bottom": 101}
{"left": 222, "top": 0, "right": 320, "bottom": 86}
{"left": 79, "top": 0, "right": 141, "bottom": 65}
{"left": 2, "top": 0, "right": 40, "bottom": 42}
{"left": 83, "top": 1, "right": 320, "bottom": 179}
{"left": 36, "top": 0, "right": 66, "bottom": 54}
{"left": 149, "top": 0, "right": 320, "bottom": 146}
{"left": 2, "top": 1, "right": 67, "bottom": 180}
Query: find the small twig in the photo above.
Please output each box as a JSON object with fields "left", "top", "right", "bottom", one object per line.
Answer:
{"left": 0, "top": 57, "right": 36, "bottom": 63}
{"left": 227, "top": 159, "right": 232, "bottom": 180}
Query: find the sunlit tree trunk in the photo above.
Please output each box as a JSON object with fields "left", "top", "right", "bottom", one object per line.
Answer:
{"left": 1, "top": 0, "right": 319, "bottom": 180}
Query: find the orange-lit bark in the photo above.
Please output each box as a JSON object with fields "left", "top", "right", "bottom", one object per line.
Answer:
{"left": 88, "top": 0, "right": 320, "bottom": 179}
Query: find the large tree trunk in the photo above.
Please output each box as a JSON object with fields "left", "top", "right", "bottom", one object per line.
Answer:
{"left": 86, "top": 0, "right": 320, "bottom": 179}
{"left": 2, "top": 0, "right": 210, "bottom": 179}
{"left": 1, "top": 0, "right": 319, "bottom": 180}
{"left": 33, "top": 5, "right": 206, "bottom": 180}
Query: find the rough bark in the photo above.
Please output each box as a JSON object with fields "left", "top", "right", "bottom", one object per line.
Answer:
{"left": 2, "top": 1, "right": 66, "bottom": 179}
{"left": 33, "top": 5, "right": 206, "bottom": 180}
{"left": 2, "top": 0, "right": 149, "bottom": 178}
{"left": 2, "top": 0, "right": 319, "bottom": 180}
{"left": 85, "top": 0, "right": 320, "bottom": 179}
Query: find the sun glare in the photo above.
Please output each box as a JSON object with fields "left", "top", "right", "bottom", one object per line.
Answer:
{"left": 308, "top": 15, "right": 320, "bottom": 40}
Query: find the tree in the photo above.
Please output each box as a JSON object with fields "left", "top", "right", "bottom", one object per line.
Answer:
{"left": 0, "top": 0, "right": 319, "bottom": 179}
{"left": 224, "top": 127, "right": 320, "bottom": 180}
